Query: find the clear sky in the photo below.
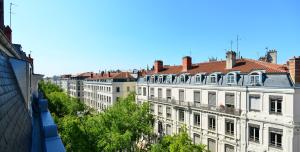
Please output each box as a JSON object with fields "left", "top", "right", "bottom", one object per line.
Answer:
{"left": 4, "top": 0, "right": 300, "bottom": 76}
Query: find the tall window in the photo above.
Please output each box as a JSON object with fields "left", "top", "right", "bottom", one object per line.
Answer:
{"left": 150, "top": 103, "right": 154, "bottom": 113}
{"left": 194, "top": 91, "right": 201, "bottom": 104}
{"left": 208, "top": 115, "right": 216, "bottom": 130}
{"left": 208, "top": 92, "right": 216, "bottom": 107}
{"left": 166, "top": 89, "right": 172, "bottom": 101}
{"left": 158, "top": 76, "right": 163, "bottom": 83}
{"left": 116, "top": 87, "right": 120, "bottom": 92}
{"left": 225, "top": 93, "right": 235, "bottom": 108}
{"left": 166, "top": 124, "right": 172, "bottom": 135}
{"left": 179, "top": 90, "right": 185, "bottom": 102}
{"left": 179, "top": 109, "right": 185, "bottom": 122}
{"left": 208, "top": 139, "right": 216, "bottom": 152}
{"left": 269, "top": 128, "right": 283, "bottom": 148}
{"left": 225, "top": 144, "right": 234, "bottom": 152}
{"left": 250, "top": 73, "right": 260, "bottom": 85}
{"left": 227, "top": 74, "right": 235, "bottom": 84}
{"left": 249, "top": 124, "right": 260, "bottom": 143}
{"left": 158, "top": 105, "right": 163, "bottom": 116}
{"left": 195, "top": 75, "right": 202, "bottom": 83}
{"left": 127, "top": 86, "right": 130, "bottom": 92}
{"left": 210, "top": 75, "right": 217, "bottom": 83}
{"left": 166, "top": 107, "right": 172, "bottom": 118}
{"left": 158, "top": 88, "right": 162, "bottom": 99}
{"left": 180, "top": 75, "right": 185, "bottom": 83}
{"left": 194, "top": 113, "right": 201, "bottom": 126}
{"left": 249, "top": 95, "right": 260, "bottom": 112}
{"left": 150, "top": 88, "right": 154, "bottom": 98}
{"left": 225, "top": 119, "right": 234, "bottom": 136}
{"left": 143, "top": 87, "right": 147, "bottom": 96}
{"left": 270, "top": 96, "right": 282, "bottom": 114}
{"left": 193, "top": 133, "right": 201, "bottom": 144}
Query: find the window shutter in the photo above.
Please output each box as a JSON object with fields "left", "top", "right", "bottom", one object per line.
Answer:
{"left": 208, "top": 92, "right": 216, "bottom": 106}
{"left": 194, "top": 91, "right": 201, "bottom": 103}
{"left": 225, "top": 93, "right": 235, "bottom": 105}
{"left": 179, "top": 90, "right": 184, "bottom": 101}
{"left": 166, "top": 89, "right": 171, "bottom": 97}
{"left": 250, "top": 95, "right": 260, "bottom": 111}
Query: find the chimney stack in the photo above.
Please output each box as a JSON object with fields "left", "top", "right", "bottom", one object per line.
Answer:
{"left": 91, "top": 73, "right": 94, "bottom": 78}
{"left": 108, "top": 71, "right": 111, "bottom": 77}
{"left": 101, "top": 71, "right": 104, "bottom": 77}
{"left": 182, "top": 56, "right": 192, "bottom": 72}
{"left": 4, "top": 26, "right": 12, "bottom": 43}
{"left": 266, "top": 50, "right": 277, "bottom": 64}
{"left": 154, "top": 60, "right": 163, "bottom": 73}
{"left": 288, "top": 56, "right": 300, "bottom": 84}
{"left": 226, "top": 51, "right": 236, "bottom": 69}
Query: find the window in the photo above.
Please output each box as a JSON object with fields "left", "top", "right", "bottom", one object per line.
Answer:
{"left": 158, "top": 88, "right": 162, "bottom": 99}
{"left": 210, "top": 75, "right": 217, "bottom": 83}
{"left": 143, "top": 87, "right": 147, "bottom": 96}
{"left": 269, "top": 128, "right": 283, "bottom": 148}
{"left": 270, "top": 96, "right": 282, "bottom": 114}
{"left": 166, "top": 107, "right": 172, "bottom": 118}
{"left": 225, "top": 144, "right": 234, "bottom": 152}
{"left": 194, "top": 91, "right": 201, "bottom": 104}
{"left": 249, "top": 95, "right": 260, "bottom": 111}
{"left": 195, "top": 74, "right": 202, "bottom": 83}
{"left": 227, "top": 74, "right": 235, "bottom": 84}
{"left": 166, "top": 89, "right": 172, "bottom": 101}
{"left": 249, "top": 124, "right": 260, "bottom": 143}
{"left": 193, "top": 133, "right": 201, "bottom": 144}
{"left": 180, "top": 75, "right": 185, "bottom": 83}
{"left": 208, "top": 92, "right": 216, "bottom": 107}
{"left": 194, "top": 113, "right": 201, "bottom": 126}
{"left": 179, "top": 90, "right": 185, "bottom": 102}
{"left": 150, "top": 88, "right": 154, "bottom": 98}
{"left": 166, "top": 124, "right": 172, "bottom": 135}
{"left": 250, "top": 73, "right": 260, "bottom": 85}
{"left": 150, "top": 76, "right": 155, "bottom": 83}
{"left": 127, "top": 86, "right": 130, "bottom": 92}
{"left": 179, "top": 109, "right": 185, "bottom": 122}
{"left": 150, "top": 103, "right": 154, "bottom": 113}
{"left": 225, "top": 119, "right": 234, "bottom": 136}
{"left": 158, "top": 105, "right": 163, "bottom": 116}
{"left": 208, "top": 115, "right": 216, "bottom": 130}
{"left": 116, "top": 87, "right": 120, "bottom": 92}
{"left": 208, "top": 139, "right": 216, "bottom": 152}
{"left": 166, "top": 75, "right": 174, "bottom": 83}
{"left": 225, "top": 93, "right": 235, "bottom": 108}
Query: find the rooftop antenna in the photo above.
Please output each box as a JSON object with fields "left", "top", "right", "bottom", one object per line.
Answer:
{"left": 236, "top": 35, "right": 241, "bottom": 59}
{"left": 9, "top": 3, "right": 17, "bottom": 28}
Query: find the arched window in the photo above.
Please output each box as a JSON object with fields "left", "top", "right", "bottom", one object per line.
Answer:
{"left": 195, "top": 74, "right": 203, "bottom": 83}
{"left": 166, "top": 75, "right": 174, "bottom": 84}
{"left": 226, "top": 72, "right": 239, "bottom": 84}
{"left": 249, "top": 71, "right": 263, "bottom": 85}
{"left": 209, "top": 73, "right": 220, "bottom": 84}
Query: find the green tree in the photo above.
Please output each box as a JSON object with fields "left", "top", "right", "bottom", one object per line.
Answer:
{"left": 151, "top": 126, "right": 207, "bottom": 152}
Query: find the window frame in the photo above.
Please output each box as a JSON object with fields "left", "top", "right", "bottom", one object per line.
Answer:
{"left": 225, "top": 119, "right": 234, "bottom": 136}
{"left": 269, "top": 96, "right": 283, "bottom": 115}
{"left": 249, "top": 124, "right": 260, "bottom": 143}
{"left": 194, "top": 113, "right": 201, "bottom": 126}
{"left": 208, "top": 115, "right": 216, "bottom": 131}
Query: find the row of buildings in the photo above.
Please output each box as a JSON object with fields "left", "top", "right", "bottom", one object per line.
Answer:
{"left": 53, "top": 50, "right": 300, "bottom": 152}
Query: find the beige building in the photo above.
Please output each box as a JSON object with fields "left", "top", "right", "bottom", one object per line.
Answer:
{"left": 69, "top": 72, "right": 93, "bottom": 101}
{"left": 136, "top": 51, "right": 300, "bottom": 152}
{"left": 83, "top": 72, "right": 136, "bottom": 112}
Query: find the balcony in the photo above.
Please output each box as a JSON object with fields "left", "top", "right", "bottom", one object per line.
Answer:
{"left": 149, "top": 97, "right": 241, "bottom": 116}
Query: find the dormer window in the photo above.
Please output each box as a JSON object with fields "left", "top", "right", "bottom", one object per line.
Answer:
{"left": 210, "top": 75, "right": 217, "bottom": 83}
{"left": 144, "top": 75, "right": 150, "bottom": 82}
{"left": 158, "top": 75, "right": 164, "bottom": 83}
{"left": 195, "top": 74, "right": 202, "bottom": 83}
{"left": 150, "top": 76, "right": 155, "bottom": 83}
{"left": 226, "top": 72, "right": 239, "bottom": 84}
{"left": 249, "top": 71, "right": 263, "bottom": 85}
{"left": 166, "top": 75, "right": 174, "bottom": 84}
{"left": 180, "top": 74, "right": 187, "bottom": 83}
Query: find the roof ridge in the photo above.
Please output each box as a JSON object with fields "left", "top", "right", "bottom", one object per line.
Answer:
{"left": 245, "top": 58, "right": 287, "bottom": 72}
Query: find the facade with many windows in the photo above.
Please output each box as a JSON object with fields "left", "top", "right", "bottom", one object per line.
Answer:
{"left": 69, "top": 72, "right": 93, "bottom": 100}
{"left": 136, "top": 51, "right": 300, "bottom": 152}
{"left": 83, "top": 72, "right": 136, "bottom": 112}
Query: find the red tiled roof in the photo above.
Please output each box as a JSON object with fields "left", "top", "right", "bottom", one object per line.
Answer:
{"left": 87, "top": 72, "right": 134, "bottom": 80}
{"left": 146, "top": 58, "right": 288, "bottom": 75}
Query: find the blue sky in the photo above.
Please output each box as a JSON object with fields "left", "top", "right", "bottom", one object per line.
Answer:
{"left": 4, "top": 0, "right": 300, "bottom": 76}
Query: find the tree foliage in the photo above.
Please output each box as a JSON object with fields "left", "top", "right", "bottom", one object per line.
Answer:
{"left": 150, "top": 126, "right": 207, "bottom": 152}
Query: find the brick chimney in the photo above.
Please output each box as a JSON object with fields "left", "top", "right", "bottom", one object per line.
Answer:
{"left": 108, "top": 71, "right": 111, "bottom": 77}
{"left": 4, "top": 26, "right": 12, "bottom": 43}
{"left": 90, "top": 73, "right": 94, "bottom": 78}
{"left": 182, "top": 56, "right": 192, "bottom": 72}
{"left": 288, "top": 56, "right": 300, "bottom": 84}
{"left": 226, "top": 51, "right": 236, "bottom": 69}
{"left": 0, "top": 0, "right": 4, "bottom": 30}
{"left": 154, "top": 60, "right": 163, "bottom": 73}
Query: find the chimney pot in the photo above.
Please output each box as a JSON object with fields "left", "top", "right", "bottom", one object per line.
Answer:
{"left": 182, "top": 56, "right": 192, "bottom": 72}
{"left": 154, "top": 60, "right": 163, "bottom": 73}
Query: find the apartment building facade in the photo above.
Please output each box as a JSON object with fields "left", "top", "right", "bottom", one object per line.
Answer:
{"left": 136, "top": 51, "right": 300, "bottom": 152}
{"left": 83, "top": 72, "right": 136, "bottom": 112}
{"left": 59, "top": 74, "right": 71, "bottom": 94}
{"left": 69, "top": 72, "right": 92, "bottom": 101}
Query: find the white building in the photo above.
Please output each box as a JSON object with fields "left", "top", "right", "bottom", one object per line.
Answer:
{"left": 59, "top": 74, "right": 71, "bottom": 94}
{"left": 83, "top": 72, "right": 136, "bottom": 112}
{"left": 69, "top": 72, "right": 92, "bottom": 101}
{"left": 136, "top": 51, "right": 300, "bottom": 152}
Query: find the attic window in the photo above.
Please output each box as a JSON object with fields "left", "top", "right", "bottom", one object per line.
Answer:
{"left": 180, "top": 74, "right": 186, "bottom": 83}
{"left": 150, "top": 76, "right": 155, "bottom": 83}
{"left": 210, "top": 74, "right": 217, "bottom": 84}
{"left": 227, "top": 72, "right": 237, "bottom": 84}
{"left": 195, "top": 74, "right": 202, "bottom": 83}
{"left": 249, "top": 72, "right": 262, "bottom": 85}
{"left": 166, "top": 75, "right": 174, "bottom": 83}
{"left": 158, "top": 75, "right": 164, "bottom": 83}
